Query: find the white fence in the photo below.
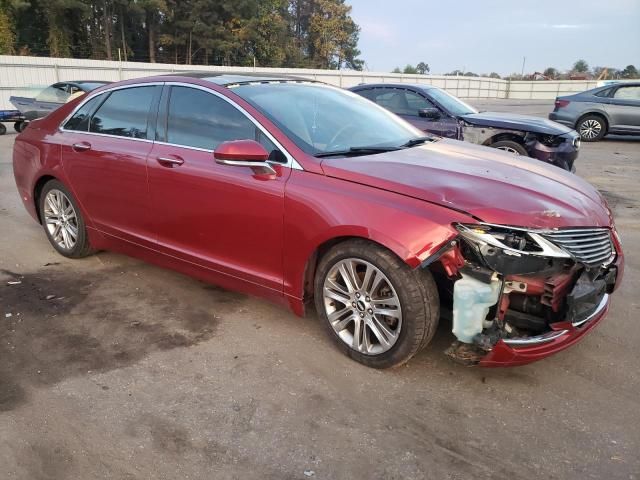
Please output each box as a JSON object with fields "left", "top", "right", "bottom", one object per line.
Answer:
{"left": 0, "top": 55, "right": 602, "bottom": 110}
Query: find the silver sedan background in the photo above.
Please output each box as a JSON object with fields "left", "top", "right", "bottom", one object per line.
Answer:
{"left": 549, "top": 82, "right": 640, "bottom": 141}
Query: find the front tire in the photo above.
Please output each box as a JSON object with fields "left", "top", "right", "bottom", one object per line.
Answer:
{"left": 39, "top": 180, "right": 93, "bottom": 258}
{"left": 490, "top": 140, "right": 528, "bottom": 156}
{"left": 314, "top": 239, "right": 439, "bottom": 369}
{"left": 577, "top": 114, "right": 607, "bottom": 142}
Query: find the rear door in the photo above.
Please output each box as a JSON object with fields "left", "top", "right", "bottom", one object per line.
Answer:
{"left": 605, "top": 85, "right": 640, "bottom": 133}
{"left": 147, "top": 84, "right": 290, "bottom": 292}
{"left": 60, "top": 84, "right": 162, "bottom": 248}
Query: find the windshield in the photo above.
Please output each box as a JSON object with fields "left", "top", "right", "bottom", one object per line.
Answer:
{"left": 231, "top": 83, "right": 425, "bottom": 156}
{"left": 427, "top": 88, "right": 478, "bottom": 116}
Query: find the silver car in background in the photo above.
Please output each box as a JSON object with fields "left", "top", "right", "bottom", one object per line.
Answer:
{"left": 549, "top": 82, "right": 640, "bottom": 141}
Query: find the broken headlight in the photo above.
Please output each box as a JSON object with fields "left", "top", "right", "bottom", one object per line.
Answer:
{"left": 536, "top": 134, "right": 564, "bottom": 148}
{"left": 456, "top": 224, "right": 570, "bottom": 258}
{"left": 455, "top": 223, "right": 571, "bottom": 274}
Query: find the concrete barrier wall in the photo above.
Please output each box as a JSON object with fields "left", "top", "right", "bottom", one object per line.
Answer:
{"left": 0, "top": 55, "right": 602, "bottom": 110}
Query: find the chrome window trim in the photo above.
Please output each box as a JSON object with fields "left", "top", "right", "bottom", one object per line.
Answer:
{"left": 58, "top": 81, "right": 303, "bottom": 171}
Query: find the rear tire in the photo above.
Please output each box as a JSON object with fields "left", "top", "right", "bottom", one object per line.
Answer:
{"left": 490, "top": 140, "right": 528, "bottom": 156}
{"left": 14, "top": 121, "right": 26, "bottom": 133}
{"left": 39, "top": 180, "right": 94, "bottom": 258}
{"left": 0, "top": 123, "right": 6, "bottom": 135}
{"left": 314, "top": 239, "right": 439, "bottom": 369}
{"left": 577, "top": 114, "right": 607, "bottom": 142}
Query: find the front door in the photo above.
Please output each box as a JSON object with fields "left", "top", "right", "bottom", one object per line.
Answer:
{"left": 59, "top": 85, "right": 161, "bottom": 247}
{"left": 360, "top": 87, "right": 459, "bottom": 138}
{"left": 148, "top": 85, "right": 289, "bottom": 292}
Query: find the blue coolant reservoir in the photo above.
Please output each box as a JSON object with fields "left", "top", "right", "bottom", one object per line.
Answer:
{"left": 452, "top": 273, "right": 501, "bottom": 343}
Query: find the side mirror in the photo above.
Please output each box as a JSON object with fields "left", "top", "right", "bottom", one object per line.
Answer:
{"left": 214, "top": 139, "right": 276, "bottom": 175}
{"left": 418, "top": 107, "right": 441, "bottom": 119}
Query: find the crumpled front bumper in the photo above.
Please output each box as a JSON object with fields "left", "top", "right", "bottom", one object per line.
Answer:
{"left": 526, "top": 132, "right": 580, "bottom": 172}
{"left": 479, "top": 293, "right": 609, "bottom": 367}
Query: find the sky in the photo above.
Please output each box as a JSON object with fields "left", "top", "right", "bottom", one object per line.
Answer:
{"left": 347, "top": 0, "right": 640, "bottom": 75}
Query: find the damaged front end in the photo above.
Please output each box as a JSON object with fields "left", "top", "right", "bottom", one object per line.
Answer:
{"left": 434, "top": 223, "right": 622, "bottom": 367}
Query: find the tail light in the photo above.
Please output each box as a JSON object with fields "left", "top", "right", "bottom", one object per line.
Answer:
{"left": 555, "top": 99, "right": 570, "bottom": 109}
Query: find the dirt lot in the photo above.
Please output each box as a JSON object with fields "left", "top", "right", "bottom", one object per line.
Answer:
{"left": 1, "top": 100, "right": 639, "bottom": 480}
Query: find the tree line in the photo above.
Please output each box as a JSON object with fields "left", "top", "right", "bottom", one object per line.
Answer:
{"left": 391, "top": 60, "right": 639, "bottom": 80}
{"left": 0, "top": 0, "right": 363, "bottom": 69}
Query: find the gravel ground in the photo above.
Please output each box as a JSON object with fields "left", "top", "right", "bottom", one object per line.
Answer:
{"left": 1, "top": 100, "right": 639, "bottom": 480}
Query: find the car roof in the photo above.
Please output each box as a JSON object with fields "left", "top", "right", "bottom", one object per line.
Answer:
{"left": 350, "top": 83, "right": 437, "bottom": 91}
{"left": 62, "top": 81, "right": 112, "bottom": 85}
{"left": 161, "top": 71, "right": 314, "bottom": 87}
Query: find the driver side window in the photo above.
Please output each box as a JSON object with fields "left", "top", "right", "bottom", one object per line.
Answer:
{"left": 166, "top": 86, "right": 284, "bottom": 160}
{"left": 363, "top": 88, "right": 434, "bottom": 117}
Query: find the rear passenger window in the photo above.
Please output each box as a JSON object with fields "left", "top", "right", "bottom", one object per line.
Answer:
{"left": 63, "top": 94, "right": 104, "bottom": 131}
{"left": 90, "top": 86, "right": 156, "bottom": 139}
{"left": 613, "top": 86, "right": 640, "bottom": 100}
{"left": 166, "top": 86, "right": 257, "bottom": 150}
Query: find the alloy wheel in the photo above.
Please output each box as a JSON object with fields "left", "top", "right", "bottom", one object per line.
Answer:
{"left": 43, "top": 189, "right": 78, "bottom": 250}
{"left": 579, "top": 119, "right": 602, "bottom": 140}
{"left": 496, "top": 146, "right": 520, "bottom": 155}
{"left": 322, "top": 258, "right": 402, "bottom": 355}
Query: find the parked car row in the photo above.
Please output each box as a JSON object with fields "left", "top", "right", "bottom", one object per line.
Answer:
{"left": 12, "top": 73, "right": 625, "bottom": 368}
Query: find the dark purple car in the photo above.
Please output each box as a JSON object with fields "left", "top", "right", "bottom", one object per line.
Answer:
{"left": 350, "top": 84, "right": 581, "bottom": 171}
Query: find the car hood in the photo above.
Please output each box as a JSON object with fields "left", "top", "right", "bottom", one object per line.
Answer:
{"left": 462, "top": 111, "right": 573, "bottom": 135}
{"left": 320, "top": 139, "right": 611, "bottom": 229}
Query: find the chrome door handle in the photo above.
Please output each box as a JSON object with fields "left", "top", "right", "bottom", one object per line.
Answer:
{"left": 72, "top": 142, "right": 91, "bottom": 152}
{"left": 157, "top": 156, "right": 184, "bottom": 167}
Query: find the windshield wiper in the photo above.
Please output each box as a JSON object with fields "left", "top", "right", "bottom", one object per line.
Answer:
{"left": 401, "top": 136, "right": 436, "bottom": 148}
{"left": 314, "top": 145, "right": 401, "bottom": 158}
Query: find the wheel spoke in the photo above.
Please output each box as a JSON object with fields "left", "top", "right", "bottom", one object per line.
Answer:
{"left": 367, "top": 318, "right": 393, "bottom": 348}
{"left": 323, "top": 286, "right": 350, "bottom": 305}
{"left": 61, "top": 226, "right": 71, "bottom": 248}
{"left": 327, "top": 306, "right": 352, "bottom": 324}
{"left": 338, "top": 262, "right": 358, "bottom": 292}
{"left": 51, "top": 224, "right": 62, "bottom": 241}
{"left": 65, "top": 224, "right": 78, "bottom": 240}
{"left": 332, "top": 313, "right": 355, "bottom": 332}
{"left": 46, "top": 195, "right": 59, "bottom": 215}
{"left": 352, "top": 317, "right": 364, "bottom": 352}
{"left": 369, "top": 270, "right": 384, "bottom": 297}
{"left": 326, "top": 277, "right": 349, "bottom": 297}
{"left": 373, "top": 307, "right": 401, "bottom": 319}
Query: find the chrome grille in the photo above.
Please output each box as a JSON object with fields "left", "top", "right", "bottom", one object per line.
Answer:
{"left": 542, "top": 228, "right": 614, "bottom": 267}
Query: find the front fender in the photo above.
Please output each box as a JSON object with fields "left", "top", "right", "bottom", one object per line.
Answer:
{"left": 282, "top": 170, "right": 473, "bottom": 303}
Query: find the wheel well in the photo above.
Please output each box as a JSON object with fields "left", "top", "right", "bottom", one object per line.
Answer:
{"left": 483, "top": 132, "right": 525, "bottom": 147}
{"left": 576, "top": 112, "right": 608, "bottom": 132}
{"left": 33, "top": 175, "right": 57, "bottom": 224}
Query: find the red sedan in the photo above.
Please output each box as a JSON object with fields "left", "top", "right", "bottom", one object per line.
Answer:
{"left": 12, "top": 73, "right": 623, "bottom": 368}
